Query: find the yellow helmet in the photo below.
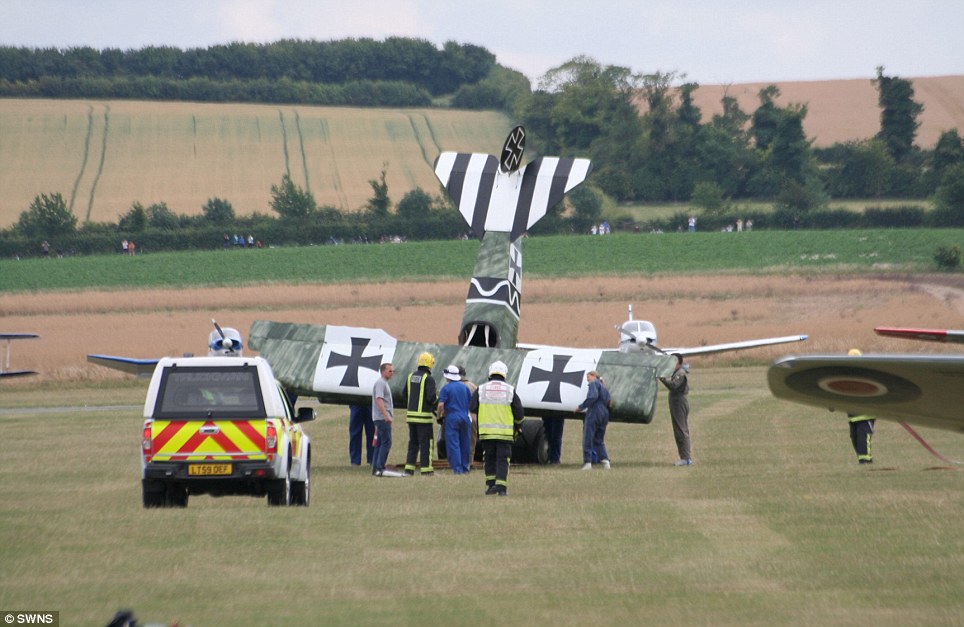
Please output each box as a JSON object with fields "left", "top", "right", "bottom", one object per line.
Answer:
{"left": 848, "top": 348, "right": 862, "bottom": 356}
{"left": 417, "top": 352, "right": 435, "bottom": 369}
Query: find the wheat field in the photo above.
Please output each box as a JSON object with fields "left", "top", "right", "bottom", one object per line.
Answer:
{"left": 0, "top": 99, "right": 509, "bottom": 226}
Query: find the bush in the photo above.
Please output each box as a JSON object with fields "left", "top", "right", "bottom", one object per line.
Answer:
{"left": 863, "top": 205, "right": 925, "bottom": 227}
{"left": 934, "top": 245, "right": 961, "bottom": 270}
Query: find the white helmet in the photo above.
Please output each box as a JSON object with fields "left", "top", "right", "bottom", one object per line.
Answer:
{"left": 488, "top": 360, "right": 508, "bottom": 378}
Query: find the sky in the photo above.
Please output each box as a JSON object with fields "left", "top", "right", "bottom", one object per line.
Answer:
{"left": 2, "top": 0, "right": 962, "bottom": 85}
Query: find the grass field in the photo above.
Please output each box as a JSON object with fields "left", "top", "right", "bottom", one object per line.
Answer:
{"left": 1, "top": 229, "right": 961, "bottom": 624}
{"left": 1, "top": 369, "right": 962, "bottom": 626}
{"left": 2, "top": 229, "right": 962, "bottom": 292}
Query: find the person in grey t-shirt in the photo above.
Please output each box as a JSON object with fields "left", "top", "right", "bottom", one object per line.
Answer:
{"left": 371, "top": 362, "right": 395, "bottom": 476}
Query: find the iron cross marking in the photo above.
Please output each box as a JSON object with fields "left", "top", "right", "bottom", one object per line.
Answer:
{"left": 528, "top": 354, "right": 585, "bottom": 403}
{"left": 326, "top": 336, "right": 383, "bottom": 388}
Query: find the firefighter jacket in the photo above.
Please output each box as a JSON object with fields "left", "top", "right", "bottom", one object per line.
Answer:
{"left": 474, "top": 378, "right": 524, "bottom": 441}
{"left": 406, "top": 366, "right": 437, "bottom": 424}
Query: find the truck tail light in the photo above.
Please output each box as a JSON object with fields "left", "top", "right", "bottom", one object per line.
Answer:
{"left": 142, "top": 423, "right": 153, "bottom": 462}
{"left": 266, "top": 423, "right": 278, "bottom": 462}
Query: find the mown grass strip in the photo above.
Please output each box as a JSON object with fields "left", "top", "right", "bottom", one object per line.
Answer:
{"left": 1, "top": 229, "right": 960, "bottom": 293}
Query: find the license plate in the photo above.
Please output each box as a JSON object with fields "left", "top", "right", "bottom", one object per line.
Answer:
{"left": 188, "top": 463, "right": 232, "bottom": 476}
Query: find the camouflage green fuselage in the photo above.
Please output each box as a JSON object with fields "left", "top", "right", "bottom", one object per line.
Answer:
{"left": 249, "top": 320, "right": 675, "bottom": 423}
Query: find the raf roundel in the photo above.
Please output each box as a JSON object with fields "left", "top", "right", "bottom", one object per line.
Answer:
{"left": 785, "top": 366, "right": 922, "bottom": 404}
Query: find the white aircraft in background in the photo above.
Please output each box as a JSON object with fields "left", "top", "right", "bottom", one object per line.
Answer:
{"left": 0, "top": 333, "right": 39, "bottom": 379}
{"left": 88, "top": 321, "right": 244, "bottom": 377}
{"left": 615, "top": 304, "right": 809, "bottom": 357}
{"left": 768, "top": 326, "right": 964, "bottom": 434}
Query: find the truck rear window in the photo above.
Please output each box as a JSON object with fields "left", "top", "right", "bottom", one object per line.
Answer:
{"left": 153, "top": 365, "right": 266, "bottom": 420}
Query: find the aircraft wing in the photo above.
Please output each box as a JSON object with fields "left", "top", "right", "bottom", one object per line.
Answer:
{"left": 875, "top": 327, "right": 964, "bottom": 344}
{"left": 663, "top": 334, "right": 810, "bottom": 357}
{"left": 87, "top": 354, "right": 159, "bottom": 377}
{"left": 1, "top": 333, "right": 40, "bottom": 340}
{"left": 1, "top": 333, "right": 40, "bottom": 378}
{"left": 520, "top": 335, "right": 809, "bottom": 357}
{"left": 767, "top": 354, "right": 964, "bottom": 433}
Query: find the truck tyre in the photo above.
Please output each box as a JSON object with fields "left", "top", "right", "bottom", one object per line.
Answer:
{"left": 291, "top": 456, "right": 310, "bottom": 507}
{"left": 142, "top": 480, "right": 165, "bottom": 508}
{"left": 166, "top": 485, "right": 188, "bottom": 508}
{"left": 267, "top": 461, "right": 291, "bottom": 507}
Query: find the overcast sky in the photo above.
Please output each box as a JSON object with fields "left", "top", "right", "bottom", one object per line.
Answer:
{"left": 2, "top": 0, "right": 962, "bottom": 85}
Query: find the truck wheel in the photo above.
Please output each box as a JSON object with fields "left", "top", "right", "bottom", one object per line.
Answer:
{"left": 267, "top": 469, "right": 290, "bottom": 506}
{"left": 291, "top": 460, "right": 310, "bottom": 507}
{"left": 166, "top": 485, "right": 188, "bottom": 508}
{"left": 142, "top": 480, "right": 165, "bottom": 508}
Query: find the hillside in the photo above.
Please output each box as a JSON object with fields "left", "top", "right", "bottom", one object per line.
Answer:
{"left": 0, "top": 100, "right": 509, "bottom": 228}
{"left": 1, "top": 75, "right": 961, "bottom": 229}
{"left": 688, "top": 75, "right": 964, "bottom": 148}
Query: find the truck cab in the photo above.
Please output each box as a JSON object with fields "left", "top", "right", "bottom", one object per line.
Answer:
{"left": 140, "top": 356, "right": 313, "bottom": 507}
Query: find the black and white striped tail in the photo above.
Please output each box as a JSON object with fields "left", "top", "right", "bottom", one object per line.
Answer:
{"left": 434, "top": 151, "right": 592, "bottom": 241}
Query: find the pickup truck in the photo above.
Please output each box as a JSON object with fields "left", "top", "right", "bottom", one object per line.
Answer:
{"left": 140, "top": 356, "right": 313, "bottom": 508}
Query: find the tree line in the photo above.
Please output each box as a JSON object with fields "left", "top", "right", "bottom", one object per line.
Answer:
{"left": 516, "top": 59, "right": 963, "bottom": 226}
{"left": 1, "top": 40, "right": 962, "bottom": 258}
{"left": 0, "top": 38, "right": 496, "bottom": 98}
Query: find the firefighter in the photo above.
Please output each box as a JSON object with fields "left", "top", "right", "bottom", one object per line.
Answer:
{"left": 846, "top": 348, "right": 876, "bottom": 464}
{"left": 404, "top": 352, "right": 438, "bottom": 476}
{"left": 470, "top": 360, "right": 524, "bottom": 496}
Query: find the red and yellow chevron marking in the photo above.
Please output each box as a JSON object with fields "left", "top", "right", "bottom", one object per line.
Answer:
{"left": 151, "top": 420, "right": 268, "bottom": 462}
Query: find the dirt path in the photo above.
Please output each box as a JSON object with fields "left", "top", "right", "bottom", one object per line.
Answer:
{"left": 2, "top": 273, "right": 961, "bottom": 384}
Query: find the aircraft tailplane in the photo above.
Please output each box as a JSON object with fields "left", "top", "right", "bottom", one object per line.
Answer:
{"left": 434, "top": 152, "right": 592, "bottom": 241}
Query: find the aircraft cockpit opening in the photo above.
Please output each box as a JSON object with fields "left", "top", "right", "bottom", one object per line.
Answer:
{"left": 460, "top": 322, "right": 500, "bottom": 348}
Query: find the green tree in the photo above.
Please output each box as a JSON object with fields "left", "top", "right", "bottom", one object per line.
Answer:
{"left": 118, "top": 202, "right": 147, "bottom": 231}
{"left": 843, "top": 139, "right": 894, "bottom": 198}
{"left": 17, "top": 192, "right": 77, "bottom": 240}
{"left": 873, "top": 67, "right": 923, "bottom": 162}
{"left": 933, "top": 162, "right": 964, "bottom": 226}
{"left": 692, "top": 181, "right": 727, "bottom": 216}
{"left": 751, "top": 85, "right": 782, "bottom": 151}
{"left": 202, "top": 197, "right": 236, "bottom": 225}
{"left": 270, "top": 175, "right": 316, "bottom": 221}
{"left": 568, "top": 185, "right": 603, "bottom": 234}
{"left": 147, "top": 202, "right": 180, "bottom": 230}
{"left": 699, "top": 95, "right": 756, "bottom": 198}
{"left": 929, "top": 129, "right": 964, "bottom": 190}
{"left": 365, "top": 166, "right": 392, "bottom": 217}
{"left": 396, "top": 187, "right": 434, "bottom": 219}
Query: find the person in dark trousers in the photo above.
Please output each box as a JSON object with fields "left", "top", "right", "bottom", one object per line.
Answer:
{"left": 660, "top": 353, "right": 693, "bottom": 466}
{"left": 846, "top": 349, "right": 876, "bottom": 464}
{"left": 848, "top": 411, "right": 876, "bottom": 464}
{"left": 371, "top": 362, "right": 395, "bottom": 477}
{"left": 543, "top": 417, "right": 565, "bottom": 464}
{"left": 404, "top": 352, "right": 438, "bottom": 476}
{"left": 348, "top": 404, "right": 374, "bottom": 466}
{"left": 577, "top": 371, "right": 611, "bottom": 470}
{"left": 470, "top": 360, "right": 524, "bottom": 496}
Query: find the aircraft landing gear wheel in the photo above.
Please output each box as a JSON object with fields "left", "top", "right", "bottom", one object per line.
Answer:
{"left": 513, "top": 419, "right": 549, "bottom": 465}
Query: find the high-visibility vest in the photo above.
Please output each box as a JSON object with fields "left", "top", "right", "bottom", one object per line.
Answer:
{"left": 848, "top": 413, "right": 874, "bottom": 423}
{"left": 407, "top": 370, "right": 435, "bottom": 424}
{"left": 477, "top": 380, "right": 516, "bottom": 441}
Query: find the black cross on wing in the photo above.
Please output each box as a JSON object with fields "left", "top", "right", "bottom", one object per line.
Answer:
{"left": 528, "top": 354, "right": 585, "bottom": 403}
{"left": 326, "top": 336, "right": 383, "bottom": 388}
